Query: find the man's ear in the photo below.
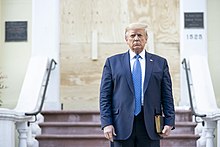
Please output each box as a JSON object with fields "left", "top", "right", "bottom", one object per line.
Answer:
{"left": 125, "top": 36, "right": 128, "bottom": 41}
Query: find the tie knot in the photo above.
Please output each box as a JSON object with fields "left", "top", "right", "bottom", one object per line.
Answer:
{"left": 135, "top": 54, "right": 141, "bottom": 59}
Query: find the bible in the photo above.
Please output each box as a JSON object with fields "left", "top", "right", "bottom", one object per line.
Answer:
{"left": 155, "top": 115, "right": 164, "bottom": 134}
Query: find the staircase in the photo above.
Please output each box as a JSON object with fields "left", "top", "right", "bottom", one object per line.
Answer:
{"left": 36, "top": 109, "right": 199, "bottom": 147}
{"left": 161, "top": 109, "right": 200, "bottom": 147}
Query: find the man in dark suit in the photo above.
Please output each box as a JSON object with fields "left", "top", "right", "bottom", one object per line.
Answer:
{"left": 99, "top": 22, "right": 175, "bottom": 147}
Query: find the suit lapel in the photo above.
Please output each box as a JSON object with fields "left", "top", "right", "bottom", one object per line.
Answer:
{"left": 121, "top": 51, "right": 134, "bottom": 94}
{"left": 143, "top": 52, "right": 154, "bottom": 93}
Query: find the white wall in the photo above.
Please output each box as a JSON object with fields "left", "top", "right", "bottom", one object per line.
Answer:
{"left": 179, "top": 0, "right": 208, "bottom": 106}
{"left": 32, "top": 0, "right": 60, "bottom": 110}
{"left": 207, "top": 0, "right": 220, "bottom": 106}
{"left": 0, "top": 1, "right": 2, "bottom": 51}
{"left": 0, "top": 0, "right": 32, "bottom": 108}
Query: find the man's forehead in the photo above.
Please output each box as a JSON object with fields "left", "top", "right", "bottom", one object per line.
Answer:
{"left": 128, "top": 29, "right": 145, "bottom": 34}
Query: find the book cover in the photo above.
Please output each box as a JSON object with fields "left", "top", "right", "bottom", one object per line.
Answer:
{"left": 155, "top": 115, "right": 164, "bottom": 134}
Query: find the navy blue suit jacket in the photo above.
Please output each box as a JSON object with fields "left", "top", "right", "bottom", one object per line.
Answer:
{"left": 100, "top": 51, "right": 175, "bottom": 140}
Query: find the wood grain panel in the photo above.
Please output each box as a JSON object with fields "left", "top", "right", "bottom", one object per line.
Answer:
{"left": 60, "top": 0, "right": 180, "bottom": 110}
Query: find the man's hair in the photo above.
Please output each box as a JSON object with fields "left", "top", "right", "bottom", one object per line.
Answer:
{"left": 125, "top": 22, "right": 148, "bottom": 37}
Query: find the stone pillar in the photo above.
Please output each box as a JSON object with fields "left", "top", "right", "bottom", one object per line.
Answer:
{"left": 204, "top": 121, "right": 216, "bottom": 147}
{"left": 217, "top": 120, "right": 220, "bottom": 147}
{"left": 0, "top": 110, "right": 31, "bottom": 147}
{"left": 32, "top": 0, "right": 61, "bottom": 110}
{"left": 180, "top": 0, "right": 208, "bottom": 106}
{"left": 16, "top": 122, "right": 28, "bottom": 147}
{"left": 0, "top": 119, "right": 15, "bottom": 147}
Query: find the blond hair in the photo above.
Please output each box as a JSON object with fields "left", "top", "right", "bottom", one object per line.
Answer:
{"left": 125, "top": 22, "right": 148, "bottom": 37}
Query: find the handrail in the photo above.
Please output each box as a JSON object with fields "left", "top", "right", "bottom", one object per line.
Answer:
{"left": 25, "top": 59, "right": 57, "bottom": 123}
{"left": 181, "top": 58, "right": 206, "bottom": 124}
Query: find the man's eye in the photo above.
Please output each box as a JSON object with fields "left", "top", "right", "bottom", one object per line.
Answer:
{"left": 130, "top": 35, "right": 135, "bottom": 38}
{"left": 138, "top": 34, "right": 142, "bottom": 37}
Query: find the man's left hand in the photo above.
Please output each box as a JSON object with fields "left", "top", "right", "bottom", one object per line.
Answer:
{"left": 160, "top": 125, "right": 172, "bottom": 137}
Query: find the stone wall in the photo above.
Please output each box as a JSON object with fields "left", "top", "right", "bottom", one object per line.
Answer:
{"left": 60, "top": 0, "right": 180, "bottom": 110}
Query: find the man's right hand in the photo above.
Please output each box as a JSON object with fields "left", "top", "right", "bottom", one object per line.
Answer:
{"left": 103, "top": 125, "right": 117, "bottom": 142}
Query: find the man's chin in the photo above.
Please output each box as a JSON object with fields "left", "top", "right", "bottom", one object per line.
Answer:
{"left": 133, "top": 48, "right": 143, "bottom": 54}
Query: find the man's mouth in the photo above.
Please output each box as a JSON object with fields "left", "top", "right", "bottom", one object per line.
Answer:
{"left": 134, "top": 41, "right": 140, "bottom": 45}
{"left": 134, "top": 43, "right": 141, "bottom": 46}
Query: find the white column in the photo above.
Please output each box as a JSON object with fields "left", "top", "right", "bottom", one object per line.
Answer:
{"left": 91, "top": 30, "right": 98, "bottom": 60}
{"left": 0, "top": 119, "right": 15, "bottom": 147}
{"left": 146, "top": 31, "right": 155, "bottom": 53}
{"left": 16, "top": 122, "right": 28, "bottom": 147}
{"left": 180, "top": 0, "right": 208, "bottom": 106}
{"left": 204, "top": 121, "right": 216, "bottom": 147}
{"left": 32, "top": 0, "right": 61, "bottom": 110}
{"left": 217, "top": 120, "right": 220, "bottom": 147}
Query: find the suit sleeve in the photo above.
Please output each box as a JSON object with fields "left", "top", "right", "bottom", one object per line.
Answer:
{"left": 161, "top": 59, "right": 175, "bottom": 128}
{"left": 99, "top": 58, "right": 114, "bottom": 129}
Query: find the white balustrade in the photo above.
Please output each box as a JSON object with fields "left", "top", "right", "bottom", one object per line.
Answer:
{"left": 187, "top": 55, "right": 220, "bottom": 147}
{"left": 0, "top": 56, "right": 49, "bottom": 147}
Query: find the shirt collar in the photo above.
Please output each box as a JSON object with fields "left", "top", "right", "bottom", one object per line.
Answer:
{"left": 129, "top": 49, "right": 145, "bottom": 60}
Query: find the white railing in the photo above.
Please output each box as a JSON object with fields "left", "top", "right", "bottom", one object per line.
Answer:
{"left": 0, "top": 56, "right": 55, "bottom": 147}
{"left": 182, "top": 55, "right": 220, "bottom": 147}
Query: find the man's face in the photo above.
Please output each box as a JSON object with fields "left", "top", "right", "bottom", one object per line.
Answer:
{"left": 125, "top": 29, "right": 147, "bottom": 54}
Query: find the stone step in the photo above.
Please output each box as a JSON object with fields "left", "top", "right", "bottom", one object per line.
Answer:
{"left": 170, "top": 122, "right": 197, "bottom": 135}
{"left": 39, "top": 122, "right": 103, "bottom": 135}
{"left": 175, "top": 109, "right": 192, "bottom": 122}
{"left": 39, "top": 121, "right": 197, "bottom": 135}
{"left": 41, "top": 109, "right": 193, "bottom": 123}
{"left": 36, "top": 134, "right": 199, "bottom": 147}
{"left": 37, "top": 109, "right": 198, "bottom": 147}
{"left": 36, "top": 134, "right": 109, "bottom": 147}
{"left": 41, "top": 110, "right": 100, "bottom": 122}
{"left": 161, "top": 134, "right": 200, "bottom": 147}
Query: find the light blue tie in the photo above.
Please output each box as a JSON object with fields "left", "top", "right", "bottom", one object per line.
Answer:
{"left": 132, "top": 55, "right": 142, "bottom": 116}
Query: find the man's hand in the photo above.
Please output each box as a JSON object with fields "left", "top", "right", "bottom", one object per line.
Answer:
{"left": 160, "top": 125, "right": 172, "bottom": 137}
{"left": 103, "top": 125, "right": 117, "bottom": 142}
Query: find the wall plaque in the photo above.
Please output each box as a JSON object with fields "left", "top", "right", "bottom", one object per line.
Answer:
{"left": 5, "top": 21, "right": 27, "bottom": 42}
{"left": 184, "top": 12, "right": 204, "bottom": 29}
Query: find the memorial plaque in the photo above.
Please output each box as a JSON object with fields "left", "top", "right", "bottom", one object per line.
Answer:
{"left": 184, "top": 12, "right": 204, "bottom": 29}
{"left": 5, "top": 21, "right": 27, "bottom": 42}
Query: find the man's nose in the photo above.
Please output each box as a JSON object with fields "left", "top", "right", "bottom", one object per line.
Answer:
{"left": 134, "top": 35, "right": 140, "bottom": 40}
